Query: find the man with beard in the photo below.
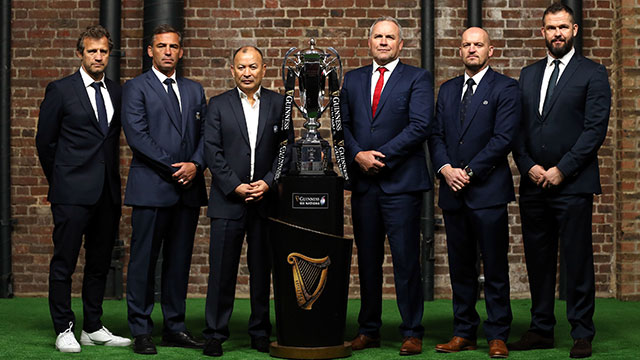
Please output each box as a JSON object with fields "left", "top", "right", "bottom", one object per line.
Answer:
{"left": 428, "top": 27, "right": 519, "bottom": 359}
{"left": 510, "top": 4, "right": 611, "bottom": 358}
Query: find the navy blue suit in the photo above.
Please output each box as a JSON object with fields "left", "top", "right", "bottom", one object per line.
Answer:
{"left": 513, "top": 54, "right": 610, "bottom": 341}
{"left": 122, "top": 69, "right": 207, "bottom": 337}
{"left": 341, "top": 61, "right": 433, "bottom": 338}
{"left": 202, "top": 88, "right": 283, "bottom": 342}
{"left": 429, "top": 67, "right": 520, "bottom": 342}
{"left": 36, "top": 70, "right": 122, "bottom": 334}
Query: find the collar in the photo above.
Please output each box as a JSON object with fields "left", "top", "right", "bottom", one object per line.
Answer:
{"left": 237, "top": 86, "right": 262, "bottom": 101}
{"left": 372, "top": 58, "right": 400, "bottom": 74}
{"left": 151, "top": 65, "right": 178, "bottom": 84}
{"left": 464, "top": 65, "right": 490, "bottom": 86}
{"left": 79, "top": 66, "right": 105, "bottom": 88}
{"left": 546, "top": 47, "right": 575, "bottom": 67}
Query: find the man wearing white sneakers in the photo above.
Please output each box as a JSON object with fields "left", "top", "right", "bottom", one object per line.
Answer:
{"left": 36, "top": 25, "right": 131, "bottom": 352}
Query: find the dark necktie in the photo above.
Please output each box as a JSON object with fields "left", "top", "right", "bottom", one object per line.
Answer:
{"left": 543, "top": 59, "right": 561, "bottom": 115}
{"left": 371, "top": 67, "right": 387, "bottom": 117}
{"left": 460, "top": 78, "right": 475, "bottom": 127}
{"left": 90, "top": 82, "right": 109, "bottom": 135}
{"left": 164, "top": 78, "right": 182, "bottom": 117}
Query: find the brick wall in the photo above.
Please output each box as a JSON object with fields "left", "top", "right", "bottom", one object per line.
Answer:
{"left": 613, "top": 0, "right": 640, "bottom": 301}
{"left": 9, "top": 0, "right": 634, "bottom": 300}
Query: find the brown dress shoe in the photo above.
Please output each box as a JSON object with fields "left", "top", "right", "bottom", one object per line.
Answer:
{"left": 350, "top": 334, "right": 380, "bottom": 351}
{"left": 399, "top": 336, "right": 422, "bottom": 356}
{"left": 489, "top": 339, "right": 509, "bottom": 358}
{"left": 435, "top": 336, "right": 477, "bottom": 353}
{"left": 570, "top": 339, "right": 592, "bottom": 358}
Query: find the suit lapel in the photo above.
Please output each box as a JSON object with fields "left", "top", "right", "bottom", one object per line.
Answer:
{"left": 256, "top": 89, "right": 269, "bottom": 148}
{"left": 373, "top": 62, "right": 403, "bottom": 122}
{"left": 460, "top": 68, "right": 495, "bottom": 136}
{"left": 177, "top": 77, "right": 189, "bottom": 136}
{"left": 449, "top": 76, "right": 464, "bottom": 137}
{"left": 144, "top": 71, "right": 182, "bottom": 134}
{"left": 229, "top": 89, "right": 250, "bottom": 145}
{"left": 71, "top": 71, "right": 103, "bottom": 135}
{"left": 360, "top": 66, "right": 373, "bottom": 123}
{"left": 105, "top": 79, "right": 120, "bottom": 135}
{"left": 543, "top": 55, "right": 581, "bottom": 120}
{"left": 532, "top": 59, "right": 546, "bottom": 122}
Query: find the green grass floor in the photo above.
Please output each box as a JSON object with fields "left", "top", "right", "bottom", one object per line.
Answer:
{"left": 0, "top": 297, "right": 638, "bottom": 359}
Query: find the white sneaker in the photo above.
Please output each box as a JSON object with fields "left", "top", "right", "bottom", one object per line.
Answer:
{"left": 55, "top": 322, "right": 81, "bottom": 353}
{"left": 80, "top": 326, "right": 132, "bottom": 347}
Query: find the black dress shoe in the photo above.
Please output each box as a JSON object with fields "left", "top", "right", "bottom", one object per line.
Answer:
{"left": 251, "top": 336, "right": 270, "bottom": 353}
{"left": 133, "top": 335, "right": 157, "bottom": 355}
{"left": 507, "top": 331, "right": 554, "bottom": 350}
{"left": 160, "top": 331, "right": 204, "bottom": 348}
{"left": 203, "top": 338, "right": 223, "bottom": 357}
{"left": 570, "top": 339, "right": 592, "bottom": 358}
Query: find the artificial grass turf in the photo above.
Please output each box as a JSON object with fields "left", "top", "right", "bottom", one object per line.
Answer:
{"left": 0, "top": 298, "right": 638, "bottom": 359}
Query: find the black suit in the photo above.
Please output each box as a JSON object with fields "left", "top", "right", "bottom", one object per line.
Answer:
{"left": 202, "top": 88, "right": 283, "bottom": 342}
{"left": 36, "top": 70, "right": 122, "bottom": 334}
{"left": 513, "top": 52, "right": 611, "bottom": 341}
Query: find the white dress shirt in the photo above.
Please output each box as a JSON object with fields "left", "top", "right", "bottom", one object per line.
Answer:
{"left": 370, "top": 58, "right": 400, "bottom": 103}
{"left": 152, "top": 66, "right": 182, "bottom": 112}
{"left": 538, "top": 47, "right": 575, "bottom": 115}
{"left": 237, "top": 87, "right": 261, "bottom": 181}
{"left": 79, "top": 66, "right": 114, "bottom": 125}
{"left": 437, "top": 66, "right": 490, "bottom": 174}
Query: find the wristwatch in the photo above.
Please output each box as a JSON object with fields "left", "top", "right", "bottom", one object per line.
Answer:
{"left": 464, "top": 165, "right": 474, "bottom": 178}
{"left": 191, "top": 161, "right": 202, "bottom": 173}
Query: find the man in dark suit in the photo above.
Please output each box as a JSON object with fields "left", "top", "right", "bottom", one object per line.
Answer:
{"left": 429, "top": 27, "right": 520, "bottom": 359}
{"left": 510, "top": 4, "right": 611, "bottom": 359}
{"left": 36, "top": 25, "right": 131, "bottom": 353}
{"left": 340, "top": 16, "right": 433, "bottom": 356}
{"left": 200, "top": 46, "right": 283, "bottom": 357}
{"left": 122, "top": 24, "right": 208, "bottom": 355}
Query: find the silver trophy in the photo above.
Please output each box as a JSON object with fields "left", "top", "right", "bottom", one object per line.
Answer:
{"left": 275, "top": 39, "right": 348, "bottom": 180}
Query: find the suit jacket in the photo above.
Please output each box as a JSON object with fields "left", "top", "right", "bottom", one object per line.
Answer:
{"left": 429, "top": 67, "right": 520, "bottom": 211}
{"left": 36, "top": 71, "right": 122, "bottom": 206}
{"left": 204, "top": 88, "right": 284, "bottom": 220}
{"left": 513, "top": 54, "right": 611, "bottom": 196}
{"left": 122, "top": 69, "right": 208, "bottom": 207}
{"left": 340, "top": 61, "right": 433, "bottom": 194}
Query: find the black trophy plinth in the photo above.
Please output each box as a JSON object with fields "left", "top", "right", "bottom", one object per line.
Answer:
{"left": 269, "top": 175, "right": 352, "bottom": 359}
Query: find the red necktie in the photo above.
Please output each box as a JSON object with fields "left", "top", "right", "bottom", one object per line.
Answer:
{"left": 372, "top": 67, "right": 387, "bottom": 117}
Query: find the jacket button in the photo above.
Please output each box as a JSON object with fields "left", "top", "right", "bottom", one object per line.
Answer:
{"left": 459, "top": 140, "right": 464, "bottom": 145}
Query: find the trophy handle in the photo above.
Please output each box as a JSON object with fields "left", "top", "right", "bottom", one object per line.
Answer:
{"left": 282, "top": 47, "right": 306, "bottom": 117}
{"left": 317, "top": 47, "right": 343, "bottom": 116}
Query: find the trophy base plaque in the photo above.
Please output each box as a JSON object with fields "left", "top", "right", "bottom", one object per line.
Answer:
{"left": 269, "top": 341, "right": 352, "bottom": 359}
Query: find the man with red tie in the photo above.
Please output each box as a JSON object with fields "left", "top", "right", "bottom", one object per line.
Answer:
{"left": 340, "top": 16, "right": 434, "bottom": 356}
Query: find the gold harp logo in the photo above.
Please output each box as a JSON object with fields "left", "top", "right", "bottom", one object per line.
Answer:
{"left": 287, "top": 252, "right": 331, "bottom": 310}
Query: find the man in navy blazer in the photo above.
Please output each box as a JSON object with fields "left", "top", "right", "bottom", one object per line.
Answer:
{"left": 122, "top": 24, "right": 207, "bottom": 355}
{"left": 510, "top": 4, "right": 611, "bottom": 358}
{"left": 36, "top": 25, "right": 131, "bottom": 352}
{"left": 340, "top": 16, "right": 433, "bottom": 356}
{"left": 200, "top": 46, "right": 283, "bottom": 357}
{"left": 429, "top": 27, "right": 520, "bottom": 359}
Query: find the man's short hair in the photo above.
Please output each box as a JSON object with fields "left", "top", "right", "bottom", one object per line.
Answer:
{"left": 76, "top": 25, "right": 113, "bottom": 53}
{"left": 150, "top": 24, "right": 183, "bottom": 46}
{"left": 369, "top": 16, "right": 404, "bottom": 41}
{"left": 231, "top": 46, "right": 264, "bottom": 65}
{"left": 543, "top": 3, "right": 575, "bottom": 24}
